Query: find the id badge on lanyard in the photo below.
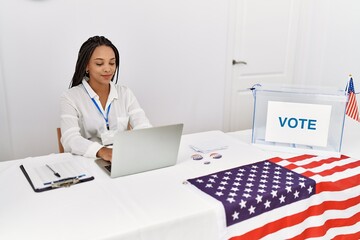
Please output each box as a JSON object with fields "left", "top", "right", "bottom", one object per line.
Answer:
{"left": 91, "top": 100, "right": 115, "bottom": 145}
{"left": 95, "top": 102, "right": 117, "bottom": 146}
{"left": 101, "top": 130, "right": 118, "bottom": 146}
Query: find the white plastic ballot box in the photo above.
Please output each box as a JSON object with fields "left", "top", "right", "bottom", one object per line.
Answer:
{"left": 251, "top": 84, "right": 347, "bottom": 157}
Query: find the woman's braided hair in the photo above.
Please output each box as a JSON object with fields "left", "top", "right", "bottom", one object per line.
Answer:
{"left": 70, "top": 36, "right": 120, "bottom": 88}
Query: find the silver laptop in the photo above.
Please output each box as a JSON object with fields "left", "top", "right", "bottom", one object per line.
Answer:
{"left": 96, "top": 124, "right": 183, "bottom": 178}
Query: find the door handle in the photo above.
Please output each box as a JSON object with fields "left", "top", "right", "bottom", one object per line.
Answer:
{"left": 232, "top": 60, "right": 247, "bottom": 65}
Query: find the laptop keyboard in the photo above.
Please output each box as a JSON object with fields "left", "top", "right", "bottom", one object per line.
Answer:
{"left": 104, "top": 164, "right": 111, "bottom": 172}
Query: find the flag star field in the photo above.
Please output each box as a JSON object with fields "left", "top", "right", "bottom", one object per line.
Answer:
{"left": 188, "top": 160, "right": 316, "bottom": 226}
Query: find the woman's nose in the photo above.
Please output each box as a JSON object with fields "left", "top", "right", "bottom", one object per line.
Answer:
{"left": 104, "top": 65, "right": 111, "bottom": 73}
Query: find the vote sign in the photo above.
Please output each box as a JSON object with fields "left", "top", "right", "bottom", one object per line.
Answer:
{"left": 265, "top": 101, "right": 332, "bottom": 147}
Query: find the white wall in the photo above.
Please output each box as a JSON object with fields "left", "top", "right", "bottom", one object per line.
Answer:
{"left": 2, "top": 0, "right": 360, "bottom": 161}
{"left": 294, "top": 0, "right": 360, "bottom": 88}
{"left": 0, "top": 0, "right": 230, "bottom": 161}
{"left": 0, "top": 50, "right": 14, "bottom": 160}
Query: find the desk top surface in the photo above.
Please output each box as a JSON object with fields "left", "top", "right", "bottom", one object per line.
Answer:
{"left": 0, "top": 131, "right": 262, "bottom": 240}
{"left": 1, "top": 118, "right": 359, "bottom": 240}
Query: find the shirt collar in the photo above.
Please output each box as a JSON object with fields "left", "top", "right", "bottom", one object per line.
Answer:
{"left": 108, "top": 81, "right": 118, "bottom": 100}
{"left": 81, "top": 79, "right": 118, "bottom": 100}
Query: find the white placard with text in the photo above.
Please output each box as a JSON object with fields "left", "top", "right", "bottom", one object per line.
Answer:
{"left": 265, "top": 101, "right": 332, "bottom": 147}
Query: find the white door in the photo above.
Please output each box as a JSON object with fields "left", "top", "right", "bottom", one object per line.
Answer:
{"left": 226, "top": 0, "right": 301, "bottom": 131}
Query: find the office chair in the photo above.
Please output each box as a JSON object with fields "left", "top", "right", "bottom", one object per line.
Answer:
{"left": 56, "top": 128, "right": 64, "bottom": 153}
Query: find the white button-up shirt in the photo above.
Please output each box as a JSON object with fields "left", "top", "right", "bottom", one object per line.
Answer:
{"left": 60, "top": 79, "right": 152, "bottom": 158}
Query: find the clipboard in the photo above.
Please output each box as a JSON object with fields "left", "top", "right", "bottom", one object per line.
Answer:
{"left": 20, "top": 161, "right": 94, "bottom": 192}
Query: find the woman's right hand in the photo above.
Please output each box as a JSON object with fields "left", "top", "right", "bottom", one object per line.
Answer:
{"left": 96, "top": 147, "right": 113, "bottom": 161}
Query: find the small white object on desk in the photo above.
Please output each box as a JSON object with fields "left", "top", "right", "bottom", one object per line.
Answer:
{"left": 190, "top": 139, "right": 228, "bottom": 153}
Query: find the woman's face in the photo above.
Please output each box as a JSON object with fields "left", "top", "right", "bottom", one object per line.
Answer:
{"left": 87, "top": 45, "right": 116, "bottom": 88}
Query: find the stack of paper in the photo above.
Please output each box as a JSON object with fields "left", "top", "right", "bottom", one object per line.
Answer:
{"left": 190, "top": 139, "right": 228, "bottom": 153}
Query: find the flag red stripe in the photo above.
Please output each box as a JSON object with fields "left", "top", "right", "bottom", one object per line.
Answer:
{"left": 347, "top": 104, "right": 358, "bottom": 116}
{"left": 298, "top": 155, "right": 348, "bottom": 169}
{"left": 229, "top": 195, "right": 360, "bottom": 240}
{"left": 316, "top": 174, "right": 360, "bottom": 194}
{"left": 347, "top": 93, "right": 356, "bottom": 110}
{"left": 268, "top": 157, "right": 284, "bottom": 163}
{"left": 283, "top": 163, "right": 298, "bottom": 170}
{"left": 316, "top": 161, "right": 360, "bottom": 177}
{"left": 346, "top": 92, "right": 360, "bottom": 121}
{"left": 332, "top": 231, "right": 360, "bottom": 240}
{"left": 346, "top": 94, "right": 356, "bottom": 114}
{"left": 269, "top": 155, "right": 315, "bottom": 164}
{"left": 290, "top": 211, "right": 360, "bottom": 240}
{"left": 284, "top": 154, "right": 316, "bottom": 163}
{"left": 298, "top": 161, "right": 360, "bottom": 178}
{"left": 283, "top": 156, "right": 350, "bottom": 172}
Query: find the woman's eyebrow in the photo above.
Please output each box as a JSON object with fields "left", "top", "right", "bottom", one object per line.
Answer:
{"left": 93, "top": 57, "right": 116, "bottom": 61}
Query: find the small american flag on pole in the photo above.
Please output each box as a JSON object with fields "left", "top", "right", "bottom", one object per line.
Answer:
{"left": 188, "top": 154, "right": 360, "bottom": 239}
{"left": 346, "top": 77, "right": 360, "bottom": 122}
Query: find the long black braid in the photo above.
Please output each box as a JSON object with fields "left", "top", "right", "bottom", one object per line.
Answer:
{"left": 69, "top": 36, "right": 120, "bottom": 88}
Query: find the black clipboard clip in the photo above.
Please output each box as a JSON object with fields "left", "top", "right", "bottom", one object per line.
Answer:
{"left": 50, "top": 177, "right": 81, "bottom": 188}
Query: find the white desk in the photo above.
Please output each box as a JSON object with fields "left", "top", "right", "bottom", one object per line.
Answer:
{"left": 0, "top": 119, "right": 359, "bottom": 240}
{"left": 0, "top": 131, "right": 267, "bottom": 240}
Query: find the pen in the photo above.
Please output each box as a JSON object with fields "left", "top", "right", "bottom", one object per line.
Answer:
{"left": 46, "top": 164, "right": 61, "bottom": 178}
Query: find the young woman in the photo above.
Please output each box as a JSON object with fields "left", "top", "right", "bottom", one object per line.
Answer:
{"left": 60, "top": 36, "right": 151, "bottom": 161}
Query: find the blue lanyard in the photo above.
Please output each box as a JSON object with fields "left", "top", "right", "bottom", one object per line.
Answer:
{"left": 91, "top": 98, "right": 112, "bottom": 130}
{"left": 83, "top": 84, "right": 112, "bottom": 130}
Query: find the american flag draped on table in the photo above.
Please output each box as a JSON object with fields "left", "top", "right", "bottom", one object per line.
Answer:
{"left": 188, "top": 154, "right": 360, "bottom": 239}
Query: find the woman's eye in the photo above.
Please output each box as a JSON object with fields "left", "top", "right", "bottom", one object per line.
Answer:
{"left": 96, "top": 63, "right": 103, "bottom": 66}
{"left": 109, "top": 63, "right": 115, "bottom": 66}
